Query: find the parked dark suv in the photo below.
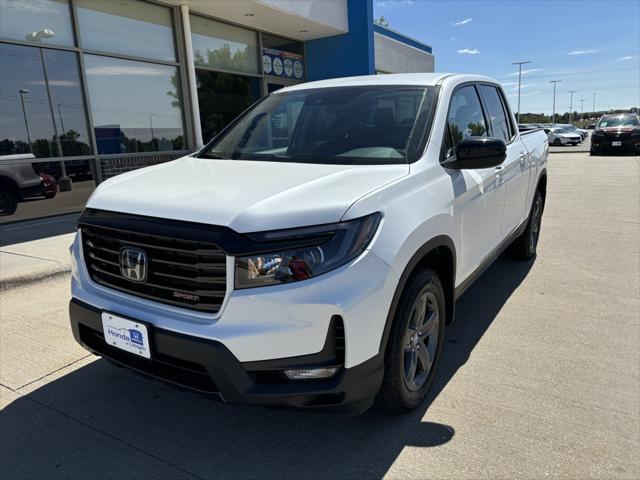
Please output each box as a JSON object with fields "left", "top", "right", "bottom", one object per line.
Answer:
{"left": 590, "top": 114, "right": 640, "bottom": 155}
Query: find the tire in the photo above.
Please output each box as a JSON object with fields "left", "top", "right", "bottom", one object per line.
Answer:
{"left": 590, "top": 149, "right": 598, "bottom": 156}
{"left": 511, "top": 190, "right": 544, "bottom": 260}
{"left": 44, "top": 192, "right": 56, "bottom": 199}
{"left": 378, "top": 269, "right": 446, "bottom": 412}
{"left": 0, "top": 188, "right": 19, "bottom": 216}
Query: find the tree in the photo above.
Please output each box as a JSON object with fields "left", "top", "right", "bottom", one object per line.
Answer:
{"left": 374, "top": 16, "right": 389, "bottom": 28}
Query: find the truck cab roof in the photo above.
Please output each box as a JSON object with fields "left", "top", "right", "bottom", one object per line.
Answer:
{"left": 278, "top": 73, "right": 500, "bottom": 93}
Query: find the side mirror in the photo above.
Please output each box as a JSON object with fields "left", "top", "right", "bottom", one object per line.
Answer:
{"left": 444, "top": 137, "right": 507, "bottom": 170}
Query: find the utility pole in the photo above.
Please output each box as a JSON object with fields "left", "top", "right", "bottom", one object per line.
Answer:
{"left": 579, "top": 99, "right": 585, "bottom": 120}
{"left": 18, "top": 89, "right": 32, "bottom": 152}
{"left": 592, "top": 92, "right": 596, "bottom": 116}
{"left": 512, "top": 61, "right": 532, "bottom": 124}
{"left": 550, "top": 80, "right": 562, "bottom": 124}
{"left": 568, "top": 90, "right": 577, "bottom": 124}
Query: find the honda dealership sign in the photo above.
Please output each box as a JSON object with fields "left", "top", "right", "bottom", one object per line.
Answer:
{"left": 262, "top": 48, "right": 304, "bottom": 80}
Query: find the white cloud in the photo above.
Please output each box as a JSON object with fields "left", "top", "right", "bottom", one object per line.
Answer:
{"left": 507, "top": 91, "right": 542, "bottom": 98}
{"left": 616, "top": 55, "right": 634, "bottom": 61}
{"left": 85, "top": 65, "right": 166, "bottom": 77}
{"left": 452, "top": 18, "right": 472, "bottom": 27}
{"left": 568, "top": 49, "right": 598, "bottom": 55}
{"left": 508, "top": 68, "right": 542, "bottom": 76}
{"left": 28, "top": 80, "right": 78, "bottom": 87}
{"left": 510, "top": 83, "right": 532, "bottom": 91}
{"left": 450, "top": 37, "right": 456, "bottom": 41}
{"left": 376, "top": 0, "right": 413, "bottom": 5}
{"left": 457, "top": 48, "right": 480, "bottom": 55}
{"left": 501, "top": 82, "right": 519, "bottom": 87}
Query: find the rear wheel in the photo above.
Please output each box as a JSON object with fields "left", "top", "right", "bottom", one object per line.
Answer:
{"left": 378, "top": 269, "right": 445, "bottom": 412}
{"left": 0, "top": 188, "right": 19, "bottom": 215}
{"left": 511, "top": 190, "right": 544, "bottom": 260}
{"left": 553, "top": 138, "right": 562, "bottom": 146}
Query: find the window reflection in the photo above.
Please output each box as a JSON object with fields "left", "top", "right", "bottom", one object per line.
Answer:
{"left": 0, "top": 43, "right": 91, "bottom": 158}
{"left": 195, "top": 70, "right": 262, "bottom": 143}
{"left": 190, "top": 15, "right": 259, "bottom": 74}
{"left": 0, "top": 0, "right": 75, "bottom": 47}
{"left": 84, "top": 55, "right": 185, "bottom": 154}
{"left": 0, "top": 155, "right": 95, "bottom": 222}
{"left": 76, "top": 0, "right": 176, "bottom": 62}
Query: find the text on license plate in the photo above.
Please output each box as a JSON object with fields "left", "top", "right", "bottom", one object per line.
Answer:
{"left": 612, "top": 141, "right": 622, "bottom": 146}
{"left": 101, "top": 312, "right": 151, "bottom": 359}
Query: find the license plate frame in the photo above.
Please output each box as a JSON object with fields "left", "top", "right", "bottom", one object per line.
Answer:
{"left": 101, "top": 312, "right": 151, "bottom": 359}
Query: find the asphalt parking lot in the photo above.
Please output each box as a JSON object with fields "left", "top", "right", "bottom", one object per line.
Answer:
{"left": 1, "top": 151, "right": 638, "bottom": 479}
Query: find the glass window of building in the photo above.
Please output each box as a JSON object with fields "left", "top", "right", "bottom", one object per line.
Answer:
{"left": 261, "top": 33, "right": 304, "bottom": 81}
{"left": 261, "top": 33, "right": 303, "bottom": 55}
{"left": 195, "top": 70, "right": 262, "bottom": 143}
{"left": 0, "top": 0, "right": 75, "bottom": 47}
{"left": 84, "top": 55, "right": 185, "bottom": 154}
{"left": 76, "top": 0, "right": 176, "bottom": 62}
{"left": 190, "top": 15, "right": 259, "bottom": 74}
{"left": 0, "top": 43, "right": 91, "bottom": 158}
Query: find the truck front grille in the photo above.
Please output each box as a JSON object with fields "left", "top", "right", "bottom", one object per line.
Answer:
{"left": 80, "top": 223, "right": 227, "bottom": 313}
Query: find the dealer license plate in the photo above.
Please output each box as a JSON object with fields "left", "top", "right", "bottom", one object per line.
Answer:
{"left": 101, "top": 312, "right": 151, "bottom": 359}
{"left": 612, "top": 141, "right": 622, "bottom": 147}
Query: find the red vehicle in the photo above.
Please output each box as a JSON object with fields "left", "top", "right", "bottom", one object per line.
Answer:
{"left": 40, "top": 173, "right": 57, "bottom": 199}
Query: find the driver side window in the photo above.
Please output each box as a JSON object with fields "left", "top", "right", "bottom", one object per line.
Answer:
{"left": 444, "top": 85, "right": 488, "bottom": 158}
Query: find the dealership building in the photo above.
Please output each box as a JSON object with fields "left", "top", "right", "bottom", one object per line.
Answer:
{"left": 0, "top": 0, "right": 434, "bottom": 222}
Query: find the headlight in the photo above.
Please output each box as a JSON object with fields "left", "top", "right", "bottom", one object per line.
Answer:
{"left": 235, "top": 212, "right": 382, "bottom": 289}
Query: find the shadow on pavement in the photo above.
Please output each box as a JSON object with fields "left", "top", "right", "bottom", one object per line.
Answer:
{"left": 0, "top": 213, "right": 78, "bottom": 247}
{"left": 1, "top": 255, "right": 533, "bottom": 479}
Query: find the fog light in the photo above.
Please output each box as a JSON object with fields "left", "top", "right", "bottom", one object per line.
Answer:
{"left": 283, "top": 367, "right": 339, "bottom": 380}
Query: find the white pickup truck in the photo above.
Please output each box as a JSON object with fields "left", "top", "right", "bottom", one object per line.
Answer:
{"left": 70, "top": 73, "right": 548, "bottom": 414}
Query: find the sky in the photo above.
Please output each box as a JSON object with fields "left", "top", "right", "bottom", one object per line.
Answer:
{"left": 374, "top": 0, "right": 640, "bottom": 114}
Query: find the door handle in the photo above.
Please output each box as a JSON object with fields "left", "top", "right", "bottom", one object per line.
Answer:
{"left": 495, "top": 165, "right": 504, "bottom": 171}
{"left": 518, "top": 153, "right": 528, "bottom": 166}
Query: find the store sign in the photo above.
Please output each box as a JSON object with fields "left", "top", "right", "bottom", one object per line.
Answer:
{"left": 262, "top": 48, "right": 304, "bottom": 80}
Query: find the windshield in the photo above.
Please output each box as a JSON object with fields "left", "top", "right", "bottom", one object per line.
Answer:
{"left": 598, "top": 116, "right": 640, "bottom": 128}
{"left": 200, "top": 86, "right": 438, "bottom": 164}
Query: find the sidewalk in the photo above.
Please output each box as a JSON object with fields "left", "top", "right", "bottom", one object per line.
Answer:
{"left": 0, "top": 233, "right": 75, "bottom": 291}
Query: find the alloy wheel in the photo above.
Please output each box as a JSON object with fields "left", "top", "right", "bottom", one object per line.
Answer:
{"left": 403, "top": 291, "right": 439, "bottom": 391}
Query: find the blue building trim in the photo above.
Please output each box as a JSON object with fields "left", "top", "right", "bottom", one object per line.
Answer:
{"left": 304, "top": 0, "right": 375, "bottom": 81}
{"left": 373, "top": 24, "right": 433, "bottom": 54}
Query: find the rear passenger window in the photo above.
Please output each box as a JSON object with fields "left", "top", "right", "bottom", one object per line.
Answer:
{"left": 446, "top": 86, "right": 487, "bottom": 151}
{"left": 479, "top": 85, "right": 511, "bottom": 143}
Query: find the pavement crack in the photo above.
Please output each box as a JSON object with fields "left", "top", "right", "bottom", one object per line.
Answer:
{"left": 16, "top": 354, "right": 95, "bottom": 391}
{"left": 0, "top": 250, "right": 63, "bottom": 263}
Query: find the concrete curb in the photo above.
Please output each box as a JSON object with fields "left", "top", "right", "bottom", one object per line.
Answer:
{"left": 0, "top": 265, "right": 71, "bottom": 292}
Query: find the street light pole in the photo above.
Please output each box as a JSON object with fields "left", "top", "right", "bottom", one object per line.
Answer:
{"left": 550, "top": 80, "right": 562, "bottom": 124}
{"left": 57, "top": 103, "right": 66, "bottom": 136}
{"left": 579, "top": 99, "right": 585, "bottom": 120}
{"left": 568, "top": 90, "right": 577, "bottom": 124}
{"left": 18, "top": 89, "right": 33, "bottom": 153}
{"left": 592, "top": 92, "right": 596, "bottom": 116}
{"left": 512, "top": 61, "right": 532, "bottom": 124}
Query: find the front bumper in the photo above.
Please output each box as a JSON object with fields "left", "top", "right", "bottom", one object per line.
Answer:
{"left": 591, "top": 137, "right": 640, "bottom": 152}
{"left": 70, "top": 298, "right": 383, "bottom": 413}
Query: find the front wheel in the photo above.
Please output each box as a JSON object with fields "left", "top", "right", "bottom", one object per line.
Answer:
{"left": 511, "top": 190, "right": 544, "bottom": 260}
{"left": 378, "top": 269, "right": 446, "bottom": 412}
{"left": 553, "top": 138, "right": 562, "bottom": 146}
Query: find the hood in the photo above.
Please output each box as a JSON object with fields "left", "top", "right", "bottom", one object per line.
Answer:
{"left": 87, "top": 156, "right": 408, "bottom": 232}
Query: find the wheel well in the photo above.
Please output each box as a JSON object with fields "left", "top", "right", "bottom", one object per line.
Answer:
{"left": 379, "top": 238, "right": 457, "bottom": 354}
{"left": 410, "top": 246, "right": 455, "bottom": 326}
{"left": 537, "top": 173, "right": 547, "bottom": 209}
{"left": 0, "top": 175, "right": 19, "bottom": 193}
